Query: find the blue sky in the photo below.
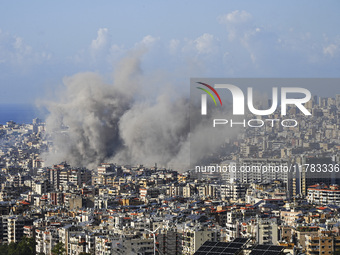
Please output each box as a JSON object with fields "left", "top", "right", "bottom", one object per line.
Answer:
{"left": 1, "top": 1, "right": 340, "bottom": 104}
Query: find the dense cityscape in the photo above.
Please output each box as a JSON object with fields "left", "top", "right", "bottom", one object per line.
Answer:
{"left": 0, "top": 95, "right": 340, "bottom": 255}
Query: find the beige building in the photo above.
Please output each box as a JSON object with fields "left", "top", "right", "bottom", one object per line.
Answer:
{"left": 181, "top": 226, "right": 220, "bottom": 255}
{"left": 305, "top": 232, "right": 340, "bottom": 255}
{"left": 256, "top": 218, "right": 278, "bottom": 245}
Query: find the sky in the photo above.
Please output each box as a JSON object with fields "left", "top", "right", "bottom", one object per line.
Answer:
{"left": 0, "top": 1, "right": 340, "bottom": 104}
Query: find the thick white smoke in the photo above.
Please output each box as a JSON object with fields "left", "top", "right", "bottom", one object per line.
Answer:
{"left": 114, "top": 95, "right": 190, "bottom": 167}
{"left": 43, "top": 71, "right": 131, "bottom": 169}
{"left": 42, "top": 52, "right": 239, "bottom": 171}
{"left": 42, "top": 52, "right": 193, "bottom": 170}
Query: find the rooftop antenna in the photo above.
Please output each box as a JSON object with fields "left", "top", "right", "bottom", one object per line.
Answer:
{"left": 145, "top": 226, "right": 160, "bottom": 255}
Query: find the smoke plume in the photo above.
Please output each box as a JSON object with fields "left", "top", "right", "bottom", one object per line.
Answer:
{"left": 42, "top": 52, "right": 239, "bottom": 171}
{"left": 42, "top": 52, "right": 192, "bottom": 170}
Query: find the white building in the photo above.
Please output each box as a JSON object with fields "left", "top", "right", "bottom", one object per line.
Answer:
{"left": 308, "top": 183, "right": 340, "bottom": 205}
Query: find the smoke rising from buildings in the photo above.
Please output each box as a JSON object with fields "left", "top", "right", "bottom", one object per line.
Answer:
{"left": 42, "top": 52, "right": 190, "bottom": 170}
{"left": 42, "top": 52, "right": 239, "bottom": 171}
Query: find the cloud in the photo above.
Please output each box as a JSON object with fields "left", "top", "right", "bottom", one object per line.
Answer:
{"left": 69, "top": 19, "right": 340, "bottom": 79}
{"left": 217, "top": 10, "right": 265, "bottom": 67}
{"left": 91, "top": 28, "right": 109, "bottom": 51}
{"left": 219, "top": 10, "right": 252, "bottom": 42}
{"left": 73, "top": 27, "right": 127, "bottom": 71}
{"left": 13, "top": 37, "right": 32, "bottom": 54}
{"left": 169, "top": 39, "right": 180, "bottom": 54}
{"left": 219, "top": 10, "right": 252, "bottom": 24}
{"left": 135, "top": 35, "right": 160, "bottom": 50}
{"left": 76, "top": 29, "right": 162, "bottom": 71}
{"left": 194, "top": 33, "right": 216, "bottom": 54}
{"left": 323, "top": 43, "right": 338, "bottom": 57}
{"left": 180, "top": 33, "right": 218, "bottom": 57}
{"left": 141, "top": 35, "right": 159, "bottom": 46}
{"left": 217, "top": 10, "right": 334, "bottom": 73}
{"left": 0, "top": 29, "right": 51, "bottom": 68}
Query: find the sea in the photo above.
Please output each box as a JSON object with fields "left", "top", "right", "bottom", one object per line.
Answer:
{"left": 0, "top": 104, "right": 47, "bottom": 125}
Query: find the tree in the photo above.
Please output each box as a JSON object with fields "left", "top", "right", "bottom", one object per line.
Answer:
{"left": 0, "top": 243, "right": 8, "bottom": 255}
{"left": 0, "top": 237, "right": 36, "bottom": 255}
{"left": 17, "top": 237, "right": 36, "bottom": 255}
{"left": 7, "top": 242, "right": 19, "bottom": 255}
{"left": 51, "top": 242, "right": 66, "bottom": 255}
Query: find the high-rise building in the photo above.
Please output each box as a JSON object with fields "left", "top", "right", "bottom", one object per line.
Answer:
{"left": 296, "top": 156, "right": 336, "bottom": 197}
{"left": 256, "top": 217, "right": 278, "bottom": 245}
{"left": 220, "top": 181, "right": 246, "bottom": 201}
{"left": 335, "top": 94, "right": 340, "bottom": 109}
{"left": 228, "top": 158, "right": 290, "bottom": 185}
{"left": 181, "top": 226, "right": 220, "bottom": 255}
{"left": 157, "top": 228, "right": 183, "bottom": 255}
{"left": 7, "top": 216, "right": 33, "bottom": 243}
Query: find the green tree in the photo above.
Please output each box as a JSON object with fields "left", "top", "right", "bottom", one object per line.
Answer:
{"left": 8, "top": 242, "right": 20, "bottom": 255}
{"left": 0, "top": 243, "right": 9, "bottom": 255}
{"left": 51, "top": 242, "right": 66, "bottom": 255}
{"left": 0, "top": 237, "right": 35, "bottom": 255}
{"left": 17, "top": 237, "right": 36, "bottom": 255}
